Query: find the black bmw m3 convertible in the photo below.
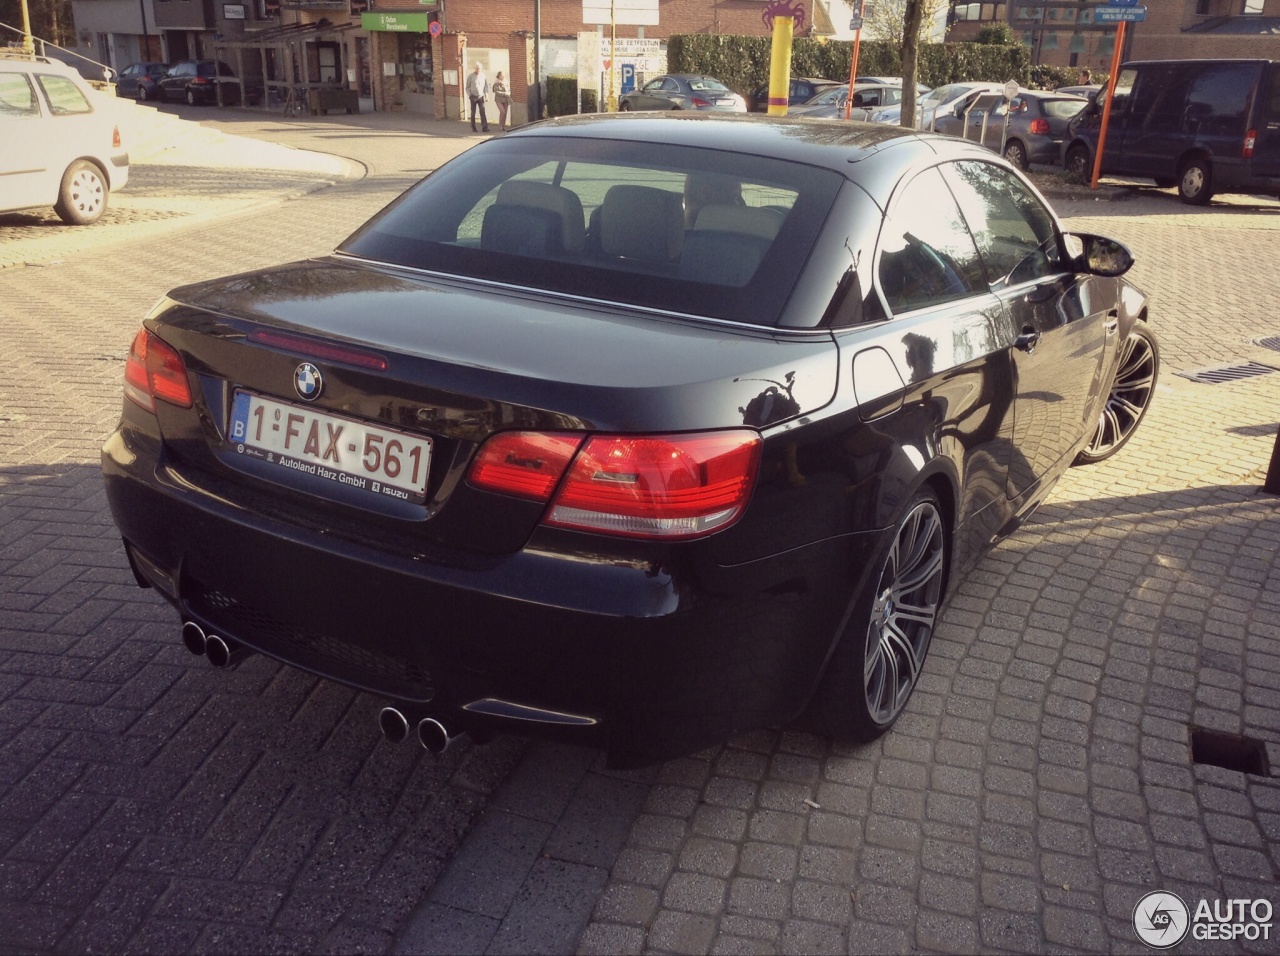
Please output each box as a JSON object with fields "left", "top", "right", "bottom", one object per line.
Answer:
{"left": 102, "top": 114, "right": 1158, "bottom": 767}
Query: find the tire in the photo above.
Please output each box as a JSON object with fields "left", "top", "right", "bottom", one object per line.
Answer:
{"left": 619, "top": 102, "right": 631, "bottom": 111}
{"left": 186, "top": 89, "right": 197, "bottom": 106}
{"left": 137, "top": 85, "right": 148, "bottom": 102}
{"left": 53, "top": 160, "right": 108, "bottom": 226}
{"left": 1065, "top": 144, "right": 1091, "bottom": 182}
{"left": 1073, "top": 322, "right": 1159, "bottom": 466}
{"left": 807, "top": 488, "right": 948, "bottom": 743}
{"left": 1178, "top": 157, "right": 1213, "bottom": 205}
{"left": 1003, "top": 139, "right": 1030, "bottom": 171}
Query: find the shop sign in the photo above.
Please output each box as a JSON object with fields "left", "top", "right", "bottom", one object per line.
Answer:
{"left": 361, "top": 12, "right": 432, "bottom": 32}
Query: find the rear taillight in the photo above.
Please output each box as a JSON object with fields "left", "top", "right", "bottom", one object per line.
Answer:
{"left": 124, "top": 328, "right": 192, "bottom": 412}
{"left": 1244, "top": 129, "right": 1257, "bottom": 158}
{"left": 467, "top": 431, "right": 584, "bottom": 500}
{"left": 467, "top": 430, "right": 761, "bottom": 540}
{"left": 691, "top": 97, "right": 713, "bottom": 108}
{"left": 112, "top": 124, "right": 121, "bottom": 148}
{"left": 1029, "top": 118, "right": 1050, "bottom": 135}
{"left": 192, "top": 77, "right": 209, "bottom": 85}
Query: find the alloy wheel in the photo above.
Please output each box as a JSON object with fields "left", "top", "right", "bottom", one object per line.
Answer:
{"left": 862, "top": 499, "right": 946, "bottom": 727}
{"left": 1076, "top": 324, "right": 1158, "bottom": 464}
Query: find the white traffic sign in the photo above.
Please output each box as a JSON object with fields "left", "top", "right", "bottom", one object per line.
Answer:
{"left": 1003, "top": 79, "right": 1019, "bottom": 100}
{"left": 583, "top": 0, "right": 659, "bottom": 25}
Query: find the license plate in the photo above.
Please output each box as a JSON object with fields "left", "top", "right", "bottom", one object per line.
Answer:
{"left": 229, "top": 391, "right": 432, "bottom": 504}
{"left": 715, "top": 98, "right": 734, "bottom": 106}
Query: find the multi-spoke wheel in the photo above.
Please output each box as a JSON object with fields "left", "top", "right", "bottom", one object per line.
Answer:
{"left": 1003, "top": 139, "right": 1030, "bottom": 171}
{"left": 1074, "top": 322, "right": 1159, "bottom": 465}
{"left": 808, "top": 489, "right": 948, "bottom": 742}
{"left": 53, "top": 160, "right": 108, "bottom": 225}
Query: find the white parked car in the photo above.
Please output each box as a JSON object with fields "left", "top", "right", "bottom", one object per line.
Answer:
{"left": 0, "top": 52, "right": 129, "bottom": 225}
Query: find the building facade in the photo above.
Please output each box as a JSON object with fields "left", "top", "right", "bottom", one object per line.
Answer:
{"left": 947, "top": 0, "right": 1280, "bottom": 71}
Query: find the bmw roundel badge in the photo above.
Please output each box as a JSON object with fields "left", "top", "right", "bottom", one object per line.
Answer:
{"left": 294, "top": 362, "right": 323, "bottom": 401}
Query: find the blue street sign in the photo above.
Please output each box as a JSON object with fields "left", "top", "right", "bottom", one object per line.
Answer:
{"left": 1108, "top": 0, "right": 1140, "bottom": 5}
{"left": 1095, "top": 4, "right": 1147, "bottom": 21}
{"left": 621, "top": 63, "right": 636, "bottom": 94}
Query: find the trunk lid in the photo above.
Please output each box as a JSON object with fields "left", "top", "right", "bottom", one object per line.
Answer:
{"left": 149, "top": 257, "right": 839, "bottom": 555}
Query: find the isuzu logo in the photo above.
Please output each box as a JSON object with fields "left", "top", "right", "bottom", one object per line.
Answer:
{"left": 294, "top": 363, "right": 323, "bottom": 401}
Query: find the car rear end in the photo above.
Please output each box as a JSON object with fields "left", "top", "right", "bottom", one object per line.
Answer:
{"left": 101, "top": 122, "right": 881, "bottom": 764}
{"left": 1020, "top": 94, "right": 1088, "bottom": 165}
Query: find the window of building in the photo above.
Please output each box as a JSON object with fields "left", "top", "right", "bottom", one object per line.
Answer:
{"left": 1243, "top": 0, "right": 1263, "bottom": 14}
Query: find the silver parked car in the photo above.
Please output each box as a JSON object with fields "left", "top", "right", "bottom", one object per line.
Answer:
{"left": 932, "top": 89, "right": 1089, "bottom": 170}
{"left": 789, "top": 82, "right": 929, "bottom": 121}
{"left": 618, "top": 74, "right": 746, "bottom": 113}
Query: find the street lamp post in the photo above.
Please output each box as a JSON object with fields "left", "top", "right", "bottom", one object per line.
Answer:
{"left": 20, "top": 0, "right": 35, "bottom": 52}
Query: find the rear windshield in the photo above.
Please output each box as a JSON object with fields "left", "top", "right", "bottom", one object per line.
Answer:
{"left": 339, "top": 135, "right": 844, "bottom": 326}
{"left": 689, "top": 77, "right": 731, "bottom": 93}
{"left": 1042, "top": 98, "right": 1087, "bottom": 118}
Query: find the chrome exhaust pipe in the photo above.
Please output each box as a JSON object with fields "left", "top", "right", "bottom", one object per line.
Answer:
{"left": 181, "top": 621, "right": 207, "bottom": 656}
{"left": 378, "top": 707, "right": 411, "bottom": 744}
{"left": 204, "top": 634, "right": 252, "bottom": 669}
{"left": 417, "top": 717, "right": 453, "bottom": 755}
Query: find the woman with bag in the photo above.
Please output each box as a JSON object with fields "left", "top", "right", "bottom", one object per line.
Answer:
{"left": 493, "top": 71, "right": 512, "bottom": 132}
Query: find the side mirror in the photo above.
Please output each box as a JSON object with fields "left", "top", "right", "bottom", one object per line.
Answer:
{"left": 1069, "top": 233, "right": 1134, "bottom": 278}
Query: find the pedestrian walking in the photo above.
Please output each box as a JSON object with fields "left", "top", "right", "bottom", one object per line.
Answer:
{"left": 493, "top": 71, "right": 511, "bottom": 131}
{"left": 466, "top": 62, "right": 490, "bottom": 133}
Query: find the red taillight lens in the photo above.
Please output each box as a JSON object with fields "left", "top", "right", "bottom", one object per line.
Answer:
{"left": 691, "top": 97, "right": 713, "bottom": 108}
{"left": 1244, "top": 129, "right": 1257, "bottom": 158}
{"left": 547, "top": 431, "right": 761, "bottom": 540}
{"left": 112, "top": 124, "right": 121, "bottom": 148}
{"left": 467, "top": 431, "right": 584, "bottom": 500}
{"left": 1029, "top": 118, "right": 1050, "bottom": 135}
{"left": 124, "top": 328, "right": 192, "bottom": 412}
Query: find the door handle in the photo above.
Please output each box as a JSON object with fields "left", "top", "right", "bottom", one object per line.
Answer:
{"left": 1015, "top": 328, "right": 1041, "bottom": 353}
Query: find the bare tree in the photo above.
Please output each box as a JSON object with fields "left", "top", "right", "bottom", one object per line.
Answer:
{"left": 863, "top": 0, "right": 948, "bottom": 48}
{"left": 900, "top": 0, "right": 925, "bottom": 128}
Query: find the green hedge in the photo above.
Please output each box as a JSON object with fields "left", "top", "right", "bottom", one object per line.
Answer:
{"left": 544, "top": 75, "right": 599, "bottom": 117}
{"left": 667, "top": 35, "right": 1033, "bottom": 98}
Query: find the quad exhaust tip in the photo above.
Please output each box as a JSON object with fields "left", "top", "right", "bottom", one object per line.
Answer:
{"left": 377, "top": 708, "right": 455, "bottom": 755}
{"left": 181, "top": 621, "right": 207, "bottom": 656}
{"left": 204, "top": 633, "right": 252, "bottom": 669}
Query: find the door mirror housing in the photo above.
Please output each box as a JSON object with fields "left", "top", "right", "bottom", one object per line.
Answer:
{"left": 1066, "top": 233, "right": 1134, "bottom": 278}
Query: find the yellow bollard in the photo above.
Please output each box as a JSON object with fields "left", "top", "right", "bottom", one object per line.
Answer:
{"left": 766, "top": 16, "right": 794, "bottom": 117}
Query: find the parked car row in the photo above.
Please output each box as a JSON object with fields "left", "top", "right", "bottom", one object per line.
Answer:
{"left": 115, "top": 59, "right": 258, "bottom": 106}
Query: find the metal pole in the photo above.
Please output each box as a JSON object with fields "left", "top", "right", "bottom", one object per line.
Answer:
{"left": 843, "top": 10, "right": 863, "bottom": 121}
{"left": 533, "top": 0, "right": 541, "bottom": 120}
{"left": 1265, "top": 425, "right": 1280, "bottom": 495}
{"left": 19, "top": 0, "right": 35, "bottom": 52}
{"left": 608, "top": 0, "right": 617, "bottom": 111}
{"left": 138, "top": 0, "right": 150, "bottom": 60}
{"left": 1090, "top": 20, "right": 1126, "bottom": 190}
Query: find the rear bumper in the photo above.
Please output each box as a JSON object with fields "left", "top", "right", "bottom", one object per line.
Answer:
{"left": 104, "top": 427, "right": 879, "bottom": 766}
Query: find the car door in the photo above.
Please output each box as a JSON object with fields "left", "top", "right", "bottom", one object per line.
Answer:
{"left": 857, "top": 165, "right": 1020, "bottom": 551}
{"left": 160, "top": 62, "right": 190, "bottom": 101}
{"left": 941, "top": 160, "right": 1113, "bottom": 499}
{"left": 0, "top": 71, "right": 51, "bottom": 212}
{"left": 1117, "top": 63, "right": 1193, "bottom": 181}
{"left": 1253, "top": 63, "right": 1280, "bottom": 181}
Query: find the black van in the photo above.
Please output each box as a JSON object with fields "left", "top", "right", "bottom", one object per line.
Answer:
{"left": 1061, "top": 59, "right": 1280, "bottom": 204}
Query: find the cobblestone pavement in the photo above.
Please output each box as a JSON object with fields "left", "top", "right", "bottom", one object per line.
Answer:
{"left": 2, "top": 105, "right": 1279, "bottom": 954}
{"left": 0, "top": 106, "right": 513, "bottom": 954}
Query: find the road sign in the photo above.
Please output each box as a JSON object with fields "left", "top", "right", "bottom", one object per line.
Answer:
{"left": 583, "top": 0, "right": 659, "bottom": 26}
{"left": 1094, "top": 5, "right": 1147, "bottom": 22}
{"left": 1108, "top": 0, "right": 1140, "bottom": 6}
{"left": 1003, "top": 79, "right": 1019, "bottom": 100}
{"left": 428, "top": 20, "right": 442, "bottom": 36}
{"left": 848, "top": 15, "right": 863, "bottom": 29}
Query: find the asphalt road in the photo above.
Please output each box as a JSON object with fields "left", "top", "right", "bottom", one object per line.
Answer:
{"left": 1, "top": 101, "right": 1278, "bottom": 955}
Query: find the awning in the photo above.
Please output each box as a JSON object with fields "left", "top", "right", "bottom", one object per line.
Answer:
{"left": 214, "top": 18, "right": 359, "bottom": 50}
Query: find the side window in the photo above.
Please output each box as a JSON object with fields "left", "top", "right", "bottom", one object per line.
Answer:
{"left": 942, "top": 160, "right": 1063, "bottom": 287}
{"left": 1107, "top": 68, "right": 1137, "bottom": 114}
{"left": 36, "top": 75, "right": 92, "bottom": 115}
{"left": 0, "top": 73, "right": 38, "bottom": 116}
{"left": 1186, "top": 63, "right": 1256, "bottom": 134}
{"left": 877, "top": 167, "right": 986, "bottom": 314}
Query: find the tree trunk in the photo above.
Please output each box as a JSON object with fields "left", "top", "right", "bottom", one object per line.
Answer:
{"left": 900, "top": 0, "right": 924, "bottom": 129}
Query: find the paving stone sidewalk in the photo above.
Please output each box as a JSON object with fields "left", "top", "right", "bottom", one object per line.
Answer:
{"left": 1, "top": 105, "right": 1278, "bottom": 955}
